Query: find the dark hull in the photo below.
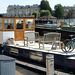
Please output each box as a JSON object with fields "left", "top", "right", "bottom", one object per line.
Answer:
{"left": 0, "top": 44, "right": 75, "bottom": 73}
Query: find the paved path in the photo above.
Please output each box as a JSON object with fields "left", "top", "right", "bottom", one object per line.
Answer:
{"left": 16, "top": 66, "right": 38, "bottom": 75}
{"left": 16, "top": 65, "right": 69, "bottom": 75}
{"left": 55, "top": 71, "right": 69, "bottom": 75}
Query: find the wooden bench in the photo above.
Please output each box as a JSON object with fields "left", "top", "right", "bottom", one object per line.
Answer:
{"left": 24, "top": 32, "right": 40, "bottom": 47}
{"left": 39, "top": 32, "right": 61, "bottom": 49}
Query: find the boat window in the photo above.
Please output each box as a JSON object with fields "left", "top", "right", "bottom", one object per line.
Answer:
{"left": 16, "top": 19, "right": 23, "bottom": 29}
{"left": 4, "top": 19, "right": 14, "bottom": 29}
{"left": 30, "top": 52, "right": 43, "bottom": 61}
{"left": 25, "top": 19, "right": 33, "bottom": 29}
{"left": 0, "top": 18, "right": 2, "bottom": 30}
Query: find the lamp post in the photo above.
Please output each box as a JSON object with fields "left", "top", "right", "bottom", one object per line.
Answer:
{"left": 69, "top": 13, "right": 70, "bottom": 26}
{"left": 69, "top": 9, "right": 72, "bottom": 27}
{"left": 37, "top": 12, "right": 38, "bottom": 20}
{"left": 47, "top": 10, "right": 48, "bottom": 21}
{"left": 66, "top": 9, "right": 71, "bottom": 27}
{"left": 63, "top": 16, "right": 65, "bottom": 23}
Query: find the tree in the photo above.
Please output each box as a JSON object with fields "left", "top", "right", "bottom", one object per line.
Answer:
{"left": 40, "top": 0, "right": 53, "bottom": 15}
{"left": 32, "top": 12, "right": 40, "bottom": 19}
{"left": 54, "top": 4, "right": 64, "bottom": 19}
{"left": 0, "top": 14, "right": 3, "bottom": 17}
{"left": 66, "top": 9, "right": 73, "bottom": 19}
{"left": 40, "top": 10, "right": 51, "bottom": 17}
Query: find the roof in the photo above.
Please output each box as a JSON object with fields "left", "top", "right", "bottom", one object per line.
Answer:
{"left": 0, "top": 16, "right": 35, "bottom": 18}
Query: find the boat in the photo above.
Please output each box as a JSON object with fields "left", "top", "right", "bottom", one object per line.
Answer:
{"left": 0, "top": 17, "right": 75, "bottom": 73}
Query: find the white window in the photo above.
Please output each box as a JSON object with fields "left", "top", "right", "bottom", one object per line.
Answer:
{"left": 23, "top": 10, "right": 26, "bottom": 16}
{"left": 26, "top": 9, "right": 30, "bottom": 15}
{"left": 31, "top": 9, "right": 33, "bottom": 15}
{"left": 19, "top": 10, "right": 22, "bottom": 15}
{"left": 16, "top": 10, "right": 18, "bottom": 15}
{"left": 12, "top": 11, "right": 15, "bottom": 16}
{"left": 0, "top": 18, "right": 2, "bottom": 29}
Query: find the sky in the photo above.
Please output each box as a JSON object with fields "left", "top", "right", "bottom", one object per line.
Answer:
{"left": 0, "top": 0, "right": 75, "bottom": 13}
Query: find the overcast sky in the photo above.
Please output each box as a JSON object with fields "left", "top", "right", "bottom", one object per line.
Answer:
{"left": 0, "top": 0, "right": 75, "bottom": 13}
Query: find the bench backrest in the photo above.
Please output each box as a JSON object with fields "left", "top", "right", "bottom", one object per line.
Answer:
{"left": 24, "top": 32, "right": 39, "bottom": 39}
{"left": 44, "top": 32, "right": 61, "bottom": 42}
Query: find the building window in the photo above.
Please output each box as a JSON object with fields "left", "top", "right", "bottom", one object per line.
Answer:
{"left": 25, "top": 19, "right": 33, "bottom": 29}
{"left": 19, "top": 10, "right": 22, "bottom": 15}
{"left": 12, "top": 11, "right": 16, "bottom": 16}
{"left": 16, "top": 10, "right": 18, "bottom": 16}
{"left": 23, "top": 10, "right": 26, "bottom": 16}
{"left": 23, "top": 10, "right": 25, "bottom": 14}
{"left": 31, "top": 9, "right": 33, "bottom": 15}
{"left": 35, "top": 9, "right": 38, "bottom": 12}
{"left": 16, "top": 19, "right": 23, "bottom": 29}
{"left": 0, "top": 18, "right": 2, "bottom": 30}
{"left": 26, "top": 9, "right": 30, "bottom": 15}
{"left": 4, "top": 19, "right": 14, "bottom": 29}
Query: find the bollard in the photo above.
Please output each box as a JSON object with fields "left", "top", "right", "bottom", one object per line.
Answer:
{"left": 46, "top": 54, "right": 54, "bottom": 75}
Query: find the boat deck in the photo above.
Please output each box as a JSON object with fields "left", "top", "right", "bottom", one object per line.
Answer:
{"left": 9, "top": 42, "right": 75, "bottom": 56}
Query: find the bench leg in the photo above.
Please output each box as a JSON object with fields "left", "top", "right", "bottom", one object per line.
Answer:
{"left": 59, "top": 42, "right": 63, "bottom": 49}
{"left": 39, "top": 42, "right": 44, "bottom": 49}
{"left": 24, "top": 40, "right": 25, "bottom": 46}
{"left": 27, "top": 41, "right": 28, "bottom": 46}
{"left": 24, "top": 40, "right": 28, "bottom": 47}
{"left": 51, "top": 42, "right": 54, "bottom": 49}
{"left": 39, "top": 41, "right": 40, "bottom": 49}
{"left": 43, "top": 42, "right": 44, "bottom": 49}
{"left": 51, "top": 42, "right": 58, "bottom": 49}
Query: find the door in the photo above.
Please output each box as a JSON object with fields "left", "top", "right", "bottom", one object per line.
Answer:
{"left": 15, "top": 19, "right": 24, "bottom": 41}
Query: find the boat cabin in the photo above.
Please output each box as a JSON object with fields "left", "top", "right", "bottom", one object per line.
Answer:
{"left": 0, "top": 17, "right": 35, "bottom": 44}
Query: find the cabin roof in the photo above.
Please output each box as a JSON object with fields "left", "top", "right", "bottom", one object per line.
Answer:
{"left": 0, "top": 16, "right": 35, "bottom": 18}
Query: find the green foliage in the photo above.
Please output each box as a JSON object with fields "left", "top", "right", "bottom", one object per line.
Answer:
{"left": 40, "top": 10, "right": 51, "bottom": 17}
{"left": 54, "top": 4, "right": 64, "bottom": 19}
{"left": 52, "top": 10, "right": 55, "bottom": 16}
{"left": 32, "top": 12, "right": 40, "bottom": 18}
{"left": 66, "top": 9, "right": 73, "bottom": 19}
{"left": 0, "top": 14, "right": 3, "bottom": 17}
{"left": 40, "top": 0, "right": 52, "bottom": 15}
{"left": 32, "top": 12, "right": 37, "bottom": 18}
